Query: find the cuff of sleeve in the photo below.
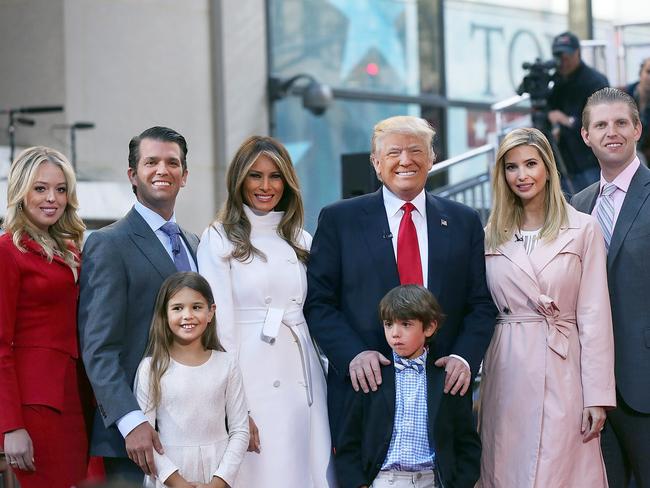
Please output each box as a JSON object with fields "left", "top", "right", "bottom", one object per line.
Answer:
{"left": 449, "top": 354, "right": 470, "bottom": 371}
{"left": 116, "top": 410, "right": 148, "bottom": 438}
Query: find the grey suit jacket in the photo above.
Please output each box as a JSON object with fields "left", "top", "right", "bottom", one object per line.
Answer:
{"left": 78, "top": 207, "right": 199, "bottom": 457}
{"left": 572, "top": 163, "right": 650, "bottom": 413}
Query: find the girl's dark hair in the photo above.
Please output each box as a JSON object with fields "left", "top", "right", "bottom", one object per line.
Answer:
{"left": 142, "top": 272, "right": 223, "bottom": 410}
{"left": 379, "top": 285, "right": 445, "bottom": 336}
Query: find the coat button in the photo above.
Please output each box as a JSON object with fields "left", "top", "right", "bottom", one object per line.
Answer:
{"left": 502, "top": 306, "right": 510, "bottom": 314}
{"left": 265, "top": 297, "right": 272, "bottom": 304}
{"left": 273, "top": 380, "right": 280, "bottom": 387}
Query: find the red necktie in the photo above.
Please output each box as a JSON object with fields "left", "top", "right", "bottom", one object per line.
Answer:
{"left": 397, "top": 202, "right": 423, "bottom": 285}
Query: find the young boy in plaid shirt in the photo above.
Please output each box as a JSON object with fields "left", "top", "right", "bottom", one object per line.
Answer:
{"left": 335, "top": 285, "right": 481, "bottom": 488}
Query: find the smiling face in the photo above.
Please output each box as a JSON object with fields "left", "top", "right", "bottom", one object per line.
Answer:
{"left": 166, "top": 286, "right": 216, "bottom": 347}
{"left": 242, "top": 154, "right": 285, "bottom": 213}
{"left": 503, "top": 145, "right": 548, "bottom": 207}
{"left": 372, "top": 133, "right": 434, "bottom": 201}
{"left": 128, "top": 138, "right": 187, "bottom": 220}
{"left": 581, "top": 102, "right": 642, "bottom": 175}
{"left": 384, "top": 317, "right": 436, "bottom": 359}
{"left": 23, "top": 161, "right": 68, "bottom": 232}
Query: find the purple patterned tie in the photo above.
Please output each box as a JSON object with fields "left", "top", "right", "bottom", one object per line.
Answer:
{"left": 160, "top": 222, "right": 192, "bottom": 271}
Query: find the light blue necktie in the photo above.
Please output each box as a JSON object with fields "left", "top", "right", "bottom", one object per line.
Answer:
{"left": 595, "top": 183, "right": 617, "bottom": 251}
{"left": 160, "top": 222, "right": 192, "bottom": 272}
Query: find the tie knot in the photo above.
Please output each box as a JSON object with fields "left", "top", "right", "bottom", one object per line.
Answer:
{"left": 601, "top": 183, "right": 617, "bottom": 197}
{"left": 402, "top": 202, "right": 415, "bottom": 214}
{"left": 160, "top": 221, "right": 181, "bottom": 237}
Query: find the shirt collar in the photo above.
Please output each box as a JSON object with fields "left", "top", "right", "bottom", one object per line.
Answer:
{"left": 393, "top": 348, "right": 428, "bottom": 364}
{"left": 382, "top": 186, "right": 427, "bottom": 219}
{"left": 599, "top": 157, "right": 640, "bottom": 195}
{"left": 134, "top": 201, "right": 177, "bottom": 233}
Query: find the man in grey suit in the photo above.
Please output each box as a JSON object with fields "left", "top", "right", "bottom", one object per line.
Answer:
{"left": 572, "top": 88, "right": 650, "bottom": 487}
{"left": 79, "top": 126, "right": 199, "bottom": 481}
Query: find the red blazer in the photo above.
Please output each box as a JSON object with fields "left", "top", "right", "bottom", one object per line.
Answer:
{"left": 0, "top": 233, "right": 80, "bottom": 434}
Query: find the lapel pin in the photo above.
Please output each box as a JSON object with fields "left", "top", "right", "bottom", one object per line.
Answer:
{"left": 441, "top": 219, "right": 448, "bottom": 227}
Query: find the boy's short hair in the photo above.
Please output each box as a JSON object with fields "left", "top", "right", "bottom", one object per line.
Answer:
{"left": 379, "top": 285, "right": 445, "bottom": 333}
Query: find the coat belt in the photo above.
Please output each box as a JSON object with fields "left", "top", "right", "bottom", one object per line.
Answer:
{"left": 496, "top": 294, "right": 576, "bottom": 359}
{"left": 235, "top": 305, "right": 314, "bottom": 405}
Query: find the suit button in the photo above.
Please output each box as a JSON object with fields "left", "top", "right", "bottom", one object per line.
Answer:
{"left": 273, "top": 380, "right": 281, "bottom": 387}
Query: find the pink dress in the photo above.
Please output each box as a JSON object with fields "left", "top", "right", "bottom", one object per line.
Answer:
{"left": 478, "top": 207, "right": 616, "bottom": 487}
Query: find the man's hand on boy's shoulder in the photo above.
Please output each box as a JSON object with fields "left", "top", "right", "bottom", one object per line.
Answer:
{"left": 435, "top": 355, "right": 471, "bottom": 396}
{"left": 349, "top": 350, "right": 391, "bottom": 393}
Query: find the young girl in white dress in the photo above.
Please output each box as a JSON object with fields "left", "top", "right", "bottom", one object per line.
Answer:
{"left": 134, "top": 272, "right": 249, "bottom": 488}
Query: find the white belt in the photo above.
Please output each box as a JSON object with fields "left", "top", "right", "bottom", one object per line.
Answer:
{"left": 235, "top": 305, "right": 315, "bottom": 405}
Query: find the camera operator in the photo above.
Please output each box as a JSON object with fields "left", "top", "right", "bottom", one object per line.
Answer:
{"left": 547, "top": 31, "right": 609, "bottom": 194}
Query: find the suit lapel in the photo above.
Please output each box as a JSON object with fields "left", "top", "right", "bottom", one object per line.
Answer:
{"left": 126, "top": 208, "right": 177, "bottom": 279}
{"left": 426, "top": 354, "right": 445, "bottom": 444}
{"left": 608, "top": 165, "right": 650, "bottom": 269}
{"left": 574, "top": 182, "right": 600, "bottom": 214}
{"left": 181, "top": 229, "right": 199, "bottom": 266}
{"left": 360, "top": 190, "right": 400, "bottom": 287}
{"left": 425, "top": 194, "right": 449, "bottom": 298}
{"left": 381, "top": 364, "right": 397, "bottom": 422}
{"left": 495, "top": 237, "right": 538, "bottom": 287}
{"left": 530, "top": 210, "right": 578, "bottom": 274}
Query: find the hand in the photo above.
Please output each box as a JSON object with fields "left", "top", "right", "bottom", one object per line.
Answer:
{"left": 581, "top": 406, "right": 606, "bottom": 443}
{"left": 164, "top": 471, "right": 194, "bottom": 488}
{"left": 349, "top": 350, "right": 391, "bottom": 393}
{"left": 248, "top": 415, "right": 260, "bottom": 453}
{"left": 125, "top": 421, "right": 164, "bottom": 476}
{"left": 434, "top": 356, "right": 471, "bottom": 396}
{"left": 188, "top": 477, "right": 227, "bottom": 488}
{"left": 3, "top": 428, "right": 35, "bottom": 472}
{"left": 548, "top": 110, "right": 573, "bottom": 127}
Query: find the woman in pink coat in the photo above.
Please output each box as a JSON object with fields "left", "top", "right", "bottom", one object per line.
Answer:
{"left": 478, "top": 128, "right": 616, "bottom": 487}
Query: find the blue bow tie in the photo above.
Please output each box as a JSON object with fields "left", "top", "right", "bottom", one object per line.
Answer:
{"left": 394, "top": 355, "right": 425, "bottom": 374}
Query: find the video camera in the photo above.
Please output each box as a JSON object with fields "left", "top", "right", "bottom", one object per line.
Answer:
{"left": 517, "top": 58, "right": 557, "bottom": 108}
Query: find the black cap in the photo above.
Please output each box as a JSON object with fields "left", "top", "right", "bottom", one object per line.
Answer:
{"left": 552, "top": 32, "right": 580, "bottom": 55}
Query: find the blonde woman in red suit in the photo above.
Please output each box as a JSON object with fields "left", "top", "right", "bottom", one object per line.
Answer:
{"left": 0, "top": 147, "right": 88, "bottom": 487}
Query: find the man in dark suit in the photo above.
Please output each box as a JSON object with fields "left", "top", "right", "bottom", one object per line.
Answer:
{"left": 572, "top": 87, "right": 650, "bottom": 487}
{"left": 79, "top": 126, "right": 199, "bottom": 481}
{"left": 305, "top": 115, "right": 496, "bottom": 441}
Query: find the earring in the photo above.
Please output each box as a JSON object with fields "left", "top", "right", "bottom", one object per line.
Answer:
{"left": 17, "top": 202, "right": 23, "bottom": 210}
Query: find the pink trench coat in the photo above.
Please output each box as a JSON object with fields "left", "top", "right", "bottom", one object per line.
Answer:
{"left": 478, "top": 207, "right": 616, "bottom": 488}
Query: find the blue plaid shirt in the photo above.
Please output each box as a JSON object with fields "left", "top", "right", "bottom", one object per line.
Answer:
{"left": 381, "top": 349, "right": 435, "bottom": 471}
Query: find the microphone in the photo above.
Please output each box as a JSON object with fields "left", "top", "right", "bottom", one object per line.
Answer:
{"left": 72, "top": 122, "right": 95, "bottom": 130}
{"left": 514, "top": 233, "right": 523, "bottom": 242}
{"left": 15, "top": 105, "right": 64, "bottom": 114}
{"left": 382, "top": 231, "right": 393, "bottom": 240}
{"left": 15, "top": 117, "right": 35, "bottom": 126}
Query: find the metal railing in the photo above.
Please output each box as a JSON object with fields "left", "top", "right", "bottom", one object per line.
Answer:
{"left": 428, "top": 144, "right": 496, "bottom": 224}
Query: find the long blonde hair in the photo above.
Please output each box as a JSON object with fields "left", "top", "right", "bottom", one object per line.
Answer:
{"left": 142, "top": 272, "right": 224, "bottom": 411}
{"left": 216, "top": 135, "right": 308, "bottom": 263}
{"left": 3, "top": 146, "right": 85, "bottom": 269}
{"left": 485, "top": 128, "right": 568, "bottom": 250}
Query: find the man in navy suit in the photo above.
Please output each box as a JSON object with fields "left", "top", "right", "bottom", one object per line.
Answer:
{"left": 79, "top": 127, "right": 199, "bottom": 481}
{"left": 305, "top": 115, "right": 496, "bottom": 441}
{"left": 572, "top": 88, "right": 650, "bottom": 488}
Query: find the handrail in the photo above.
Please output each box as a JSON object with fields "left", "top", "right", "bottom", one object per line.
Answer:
{"left": 491, "top": 93, "right": 529, "bottom": 112}
{"left": 428, "top": 144, "right": 494, "bottom": 177}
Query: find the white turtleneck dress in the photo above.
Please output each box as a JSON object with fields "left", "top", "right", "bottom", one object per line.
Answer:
{"left": 197, "top": 206, "right": 336, "bottom": 488}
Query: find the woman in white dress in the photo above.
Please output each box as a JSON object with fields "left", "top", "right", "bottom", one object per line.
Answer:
{"left": 197, "top": 136, "right": 336, "bottom": 488}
